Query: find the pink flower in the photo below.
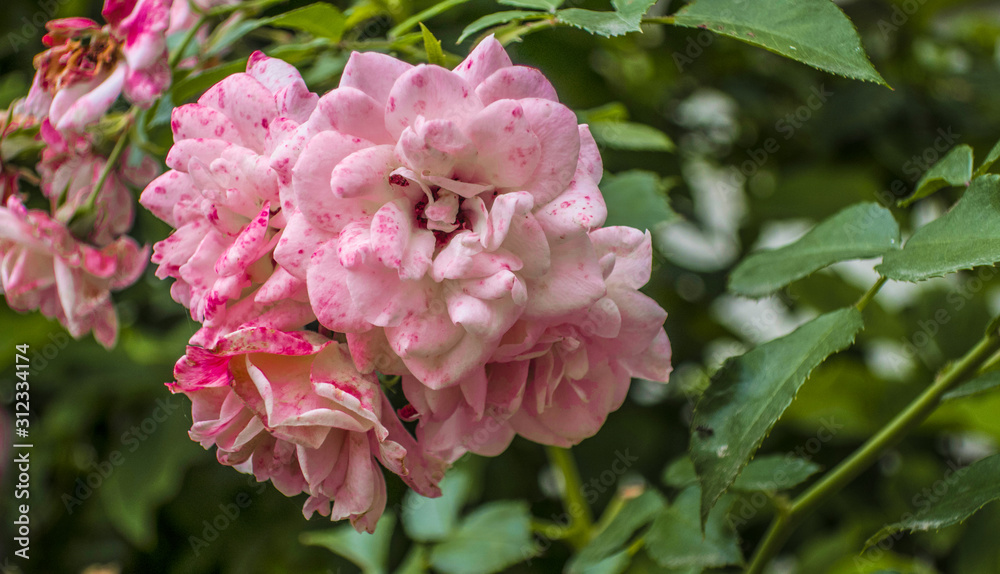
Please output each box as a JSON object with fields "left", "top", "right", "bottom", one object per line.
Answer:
{"left": 0, "top": 196, "right": 147, "bottom": 348}
{"left": 140, "top": 52, "right": 319, "bottom": 346}
{"left": 169, "top": 327, "right": 445, "bottom": 532}
{"left": 37, "top": 120, "right": 138, "bottom": 247}
{"left": 25, "top": 0, "right": 171, "bottom": 131}
{"left": 402, "top": 228, "right": 672, "bottom": 460}
{"left": 276, "top": 37, "right": 612, "bottom": 390}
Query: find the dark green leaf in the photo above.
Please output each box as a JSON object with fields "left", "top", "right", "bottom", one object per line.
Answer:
{"left": 671, "top": 0, "right": 887, "bottom": 85}
{"left": 556, "top": 0, "right": 657, "bottom": 37}
{"left": 499, "top": 0, "right": 564, "bottom": 10}
{"left": 601, "top": 170, "right": 677, "bottom": 232}
{"left": 731, "top": 454, "right": 820, "bottom": 492}
{"left": 430, "top": 501, "right": 537, "bottom": 574}
{"left": 401, "top": 463, "right": 475, "bottom": 542}
{"left": 865, "top": 454, "right": 1000, "bottom": 549}
{"left": 900, "top": 144, "right": 974, "bottom": 207}
{"left": 171, "top": 59, "right": 249, "bottom": 104}
{"left": 878, "top": 175, "right": 1000, "bottom": 282}
{"left": 266, "top": 2, "right": 347, "bottom": 41}
{"left": 645, "top": 486, "right": 743, "bottom": 569}
{"left": 299, "top": 512, "right": 395, "bottom": 574}
{"left": 589, "top": 121, "right": 674, "bottom": 152}
{"left": 975, "top": 138, "right": 1000, "bottom": 178}
{"left": 662, "top": 457, "right": 698, "bottom": 489}
{"left": 568, "top": 490, "right": 665, "bottom": 573}
{"left": 943, "top": 371, "right": 1000, "bottom": 402}
{"left": 458, "top": 11, "right": 548, "bottom": 43}
{"left": 691, "top": 307, "right": 864, "bottom": 521}
{"left": 729, "top": 202, "right": 900, "bottom": 297}
{"left": 420, "top": 23, "right": 446, "bottom": 66}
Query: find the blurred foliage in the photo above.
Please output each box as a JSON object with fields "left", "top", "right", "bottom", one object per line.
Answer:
{"left": 3, "top": 0, "right": 1000, "bottom": 573}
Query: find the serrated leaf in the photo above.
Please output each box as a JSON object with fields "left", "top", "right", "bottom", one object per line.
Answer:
{"left": 691, "top": 307, "right": 864, "bottom": 521}
{"left": 865, "top": 454, "right": 1000, "bottom": 550}
{"left": 430, "top": 501, "right": 537, "bottom": 574}
{"left": 899, "top": 144, "right": 974, "bottom": 207}
{"left": 672, "top": 0, "right": 887, "bottom": 85}
{"left": 974, "top": 137, "right": 1000, "bottom": 178}
{"left": 266, "top": 2, "right": 346, "bottom": 41}
{"left": 567, "top": 490, "right": 665, "bottom": 574}
{"left": 499, "top": 0, "right": 563, "bottom": 10}
{"left": 420, "top": 23, "right": 446, "bottom": 66}
{"left": 729, "top": 202, "right": 900, "bottom": 297}
{"left": 878, "top": 175, "right": 1000, "bottom": 282}
{"left": 601, "top": 170, "right": 677, "bottom": 232}
{"left": 943, "top": 371, "right": 1000, "bottom": 402}
{"left": 731, "top": 454, "right": 820, "bottom": 492}
{"left": 589, "top": 121, "right": 674, "bottom": 152}
{"left": 645, "top": 486, "right": 743, "bottom": 569}
{"left": 401, "top": 463, "right": 475, "bottom": 542}
{"left": 556, "top": 0, "right": 657, "bottom": 37}
{"left": 458, "top": 10, "right": 548, "bottom": 43}
{"left": 299, "top": 513, "right": 395, "bottom": 574}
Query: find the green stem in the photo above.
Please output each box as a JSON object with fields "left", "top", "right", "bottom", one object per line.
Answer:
{"left": 856, "top": 275, "right": 888, "bottom": 312}
{"left": 387, "top": 0, "right": 473, "bottom": 38}
{"left": 745, "top": 328, "right": 1000, "bottom": 574}
{"left": 642, "top": 16, "right": 676, "bottom": 25}
{"left": 496, "top": 18, "right": 556, "bottom": 46}
{"left": 85, "top": 111, "right": 135, "bottom": 212}
{"left": 169, "top": 14, "right": 207, "bottom": 69}
{"left": 546, "top": 446, "right": 594, "bottom": 550}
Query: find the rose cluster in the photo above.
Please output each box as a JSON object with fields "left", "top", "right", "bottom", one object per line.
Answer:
{"left": 0, "top": 0, "right": 231, "bottom": 347}
{"left": 142, "top": 37, "right": 671, "bottom": 531}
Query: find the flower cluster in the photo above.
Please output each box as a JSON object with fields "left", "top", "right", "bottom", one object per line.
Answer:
{"left": 144, "top": 38, "right": 671, "bottom": 531}
{"left": 0, "top": 0, "right": 214, "bottom": 346}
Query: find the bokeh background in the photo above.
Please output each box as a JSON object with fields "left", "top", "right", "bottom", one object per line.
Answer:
{"left": 3, "top": 0, "right": 1000, "bottom": 572}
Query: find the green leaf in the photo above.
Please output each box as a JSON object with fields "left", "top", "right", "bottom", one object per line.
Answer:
{"left": 899, "top": 144, "right": 974, "bottom": 207}
{"left": 458, "top": 11, "right": 549, "bottom": 43}
{"left": 98, "top": 404, "right": 203, "bottom": 548}
{"left": 420, "top": 23, "right": 446, "bottom": 66}
{"left": 662, "top": 456, "right": 698, "bottom": 489}
{"left": 731, "top": 454, "right": 820, "bottom": 492}
{"left": 396, "top": 545, "right": 430, "bottom": 574}
{"left": 266, "top": 2, "right": 347, "bottom": 41}
{"left": 729, "top": 202, "right": 900, "bottom": 297}
{"left": 567, "top": 490, "right": 666, "bottom": 573}
{"left": 601, "top": 170, "right": 677, "bottom": 232}
{"left": 299, "top": 512, "right": 395, "bottom": 574}
{"left": 170, "top": 59, "right": 249, "bottom": 103}
{"left": 588, "top": 121, "right": 674, "bottom": 152}
{"left": 865, "top": 454, "right": 1000, "bottom": 549}
{"left": 690, "top": 307, "right": 864, "bottom": 521}
{"left": 943, "top": 371, "right": 1000, "bottom": 402}
{"left": 645, "top": 486, "right": 743, "bottom": 569}
{"left": 401, "top": 463, "right": 475, "bottom": 542}
{"left": 556, "top": 0, "right": 657, "bottom": 37}
{"left": 671, "top": 0, "right": 887, "bottom": 85}
{"left": 974, "top": 138, "right": 1000, "bottom": 178}
{"left": 878, "top": 175, "right": 1000, "bottom": 282}
{"left": 499, "top": 0, "right": 564, "bottom": 10}
{"left": 430, "top": 501, "right": 537, "bottom": 574}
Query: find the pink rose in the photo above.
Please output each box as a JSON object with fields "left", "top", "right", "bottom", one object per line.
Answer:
{"left": 0, "top": 196, "right": 147, "bottom": 348}
{"left": 140, "top": 52, "right": 319, "bottom": 346}
{"left": 169, "top": 327, "right": 445, "bottom": 532}
{"left": 25, "top": 0, "right": 172, "bottom": 131}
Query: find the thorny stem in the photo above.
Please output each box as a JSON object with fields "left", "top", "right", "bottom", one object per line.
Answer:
{"left": 745, "top": 326, "right": 1000, "bottom": 574}
{"left": 546, "top": 446, "right": 594, "bottom": 550}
